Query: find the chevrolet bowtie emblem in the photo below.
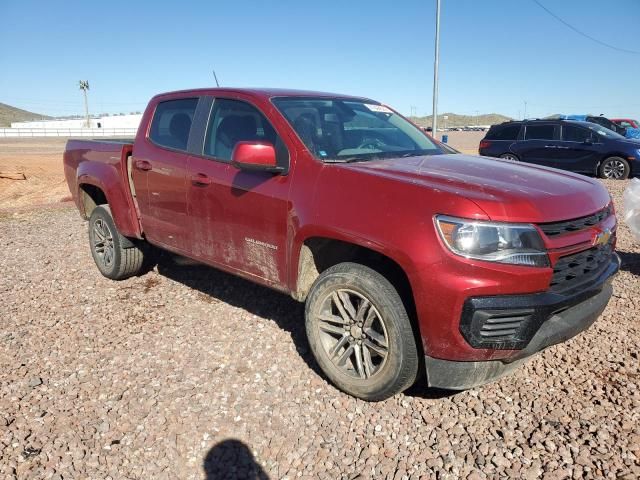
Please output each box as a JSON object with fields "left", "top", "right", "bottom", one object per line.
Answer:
{"left": 593, "top": 228, "right": 612, "bottom": 247}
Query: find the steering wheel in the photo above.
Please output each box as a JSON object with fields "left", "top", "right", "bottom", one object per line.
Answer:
{"left": 358, "top": 137, "right": 386, "bottom": 150}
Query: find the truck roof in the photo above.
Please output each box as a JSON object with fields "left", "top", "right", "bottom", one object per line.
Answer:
{"left": 151, "top": 87, "right": 374, "bottom": 103}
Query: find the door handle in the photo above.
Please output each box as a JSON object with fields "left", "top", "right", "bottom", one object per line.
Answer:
{"left": 556, "top": 146, "right": 570, "bottom": 149}
{"left": 544, "top": 145, "right": 557, "bottom": 148}
{"left": 135, "top": 159, "right": 152, "bottom": 171}
{"left": 191, "top": 173, "right": 212, "bottom": 186}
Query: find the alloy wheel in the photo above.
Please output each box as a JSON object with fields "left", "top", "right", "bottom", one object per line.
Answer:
{"left": 602, "top": 160, "right": 626, "bottom": 179}
{"left": 314, "top": 289, "right": 389, "bottom": 379}
{"left": 92, "top": 218, "right": 115, "bottom": 268}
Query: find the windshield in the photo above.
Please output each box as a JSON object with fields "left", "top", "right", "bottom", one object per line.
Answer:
{"left": 272, "top": 97, "right": 442, "bottom": 162}
{"left": 588, "top": 123, "right": 626, "bottom": 140}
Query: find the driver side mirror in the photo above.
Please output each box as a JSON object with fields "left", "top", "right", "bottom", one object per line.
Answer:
{"left": 583, "top": 137, "right": 593, "bottom": 145}
{"left": 231, "top": 141, "right": 283, "bottom": 173}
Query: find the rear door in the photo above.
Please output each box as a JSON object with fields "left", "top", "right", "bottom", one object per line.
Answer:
{"left": 186, "top": 96, "right": 293, "bottom": 288}
{"left": 513, "top": 124, "right": 559, "bottom": 167}
{"left": 553, "top": 124, "right": 599, "bottom": 173}
{"left": 131, "top": 97, "right": 199, "bottom": 252}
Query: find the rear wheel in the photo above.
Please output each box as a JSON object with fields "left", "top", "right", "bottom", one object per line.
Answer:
{"left": 88, "top": 205, "right": 148, "bottom": 280}
{"left": 305, "top": 263, "right": 418, "bottom": 401}
{"left": 500, "top": 153, "right": 519, "bottom": 162}
{"left": 599, "top": 157, "right": 629, "bottom": 180}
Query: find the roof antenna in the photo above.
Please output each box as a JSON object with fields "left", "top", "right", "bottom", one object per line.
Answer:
{"left": 212, "top": 70, "right": 220, "bottom": 87}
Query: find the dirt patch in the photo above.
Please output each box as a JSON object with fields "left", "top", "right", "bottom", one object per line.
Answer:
{"left": 0, "top": 138, "right": 70, "bottom": 211}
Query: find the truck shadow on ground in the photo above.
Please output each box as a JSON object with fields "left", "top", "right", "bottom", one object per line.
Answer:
{"left": 154, "top": 253, "right": 457, "bottom": 401}
{"left": 204, "top": 438, "right": 269, "bottom": 479}
{"left": 618, "top": 250, "right": 640, "bottom": 275}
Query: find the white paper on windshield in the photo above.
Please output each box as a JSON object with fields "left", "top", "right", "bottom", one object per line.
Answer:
{"left": 364, "top": 104, "right": 393, "bottom": 114}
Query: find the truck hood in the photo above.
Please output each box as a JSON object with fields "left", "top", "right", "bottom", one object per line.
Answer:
{"left": 343, "top": 154, "right": 611, "bottom": 223}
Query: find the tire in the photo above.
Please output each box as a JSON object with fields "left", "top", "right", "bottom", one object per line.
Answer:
{"left": 305, "top": 262, "right": 419, "bottom": 401}
{"left": 88, "top": 205, "right": 147, "bottom": 280}
{"left": 500, "top": 153, "right": 519, "bottom": 162}
{"left": 599, "top": 157, "right": 630, "bottom": 180}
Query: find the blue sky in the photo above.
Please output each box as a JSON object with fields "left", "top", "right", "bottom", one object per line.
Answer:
{"left": 1, "top": 0, "right": 639, "bottom": 119}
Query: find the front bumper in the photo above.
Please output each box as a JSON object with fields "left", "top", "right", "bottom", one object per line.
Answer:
{"left": 424, "top": 254, "right": 619, "bottom": 390}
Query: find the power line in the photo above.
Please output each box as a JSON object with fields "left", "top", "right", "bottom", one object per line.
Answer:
{"left": 532, "top": 0, "right": 640, "bottom": 55}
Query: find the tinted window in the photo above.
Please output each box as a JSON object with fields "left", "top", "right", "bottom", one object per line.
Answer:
{"left": 525, "top": 124, "right": 555, "bottom": 140}
{"left": 562, "top": 125, "right": 591, "bottom": 142}
{"left": 149, "top": 98, "right": 198, "bottom": 151}
{"left": 204, "top": 98, "right": 288, "bottom": 166}
{"left": 486, "top": 124, "right": 520, "bottom": 140}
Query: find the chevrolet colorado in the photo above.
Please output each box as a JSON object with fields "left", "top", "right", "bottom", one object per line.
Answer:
{"left": 63, "top": 88, "right": 619, "bottom": 400}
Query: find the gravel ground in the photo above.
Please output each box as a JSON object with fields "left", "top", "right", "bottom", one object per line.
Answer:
{"left": 1, "top": 179, "right": 639, "bottom": 480}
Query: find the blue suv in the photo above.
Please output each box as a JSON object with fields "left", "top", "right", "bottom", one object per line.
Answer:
{"left": 479, "top": 119, "right": 640, "bottom": 179}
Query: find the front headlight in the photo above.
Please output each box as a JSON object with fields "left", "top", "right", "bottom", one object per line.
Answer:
{"left": 435, "top": 215, "right": 549, "bottom": 267}
{"left": 635, "top": 149, "right": 640, "bottom": 158}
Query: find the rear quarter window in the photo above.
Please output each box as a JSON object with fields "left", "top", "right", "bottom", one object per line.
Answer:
{"left": 149, "top": 98, "right": 199, "bottom": 151}
{"left": 486, "top": 124, "right": 521, "bottom": 140}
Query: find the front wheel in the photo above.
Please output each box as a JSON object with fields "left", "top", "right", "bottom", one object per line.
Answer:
{"left": 88, "top": 205, "right": 149, "bottom": 280}
{"left": 305, "top": 263, "right": 419, "bottom": 401}
{"left": 599, "top": 157, "right": 630, "bottom": 180}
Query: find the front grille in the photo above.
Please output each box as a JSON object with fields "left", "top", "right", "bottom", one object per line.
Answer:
{"left": 539, "top": 206, "right": 612, "bottom": 237}
{"left": 550, "top": 242, "right": 614, "bottom": 294}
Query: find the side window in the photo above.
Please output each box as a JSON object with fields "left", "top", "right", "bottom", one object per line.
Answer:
{"left": 491, "top": 124, "right": 521, "bottom": 140}
{"left": 149, "top": 98, "right": 198, "bottom": 151}
{"left": 204, "top": 98, "right": 288, "bottom": 166}
{"left": 524, "top": 124, "right": 556, "bottom": 140}
{"left": 562, "top": 125, "right": 591, "bottom": 142}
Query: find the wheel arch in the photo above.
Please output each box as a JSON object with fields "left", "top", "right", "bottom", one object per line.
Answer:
{"left": 78, "top": 181, "right": 107, "bottom": 219}
{"left": 293, "top": 236, "right": 414, "bottom": 303}
{"left": 76, "top": 165, "right": 142, "bottom": 239}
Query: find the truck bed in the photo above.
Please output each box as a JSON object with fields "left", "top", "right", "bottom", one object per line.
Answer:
{"left": 63, "top": 138, "right": 141, "bottom": 238}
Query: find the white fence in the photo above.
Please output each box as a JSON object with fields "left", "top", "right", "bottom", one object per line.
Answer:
{"left": 0, "top": 128, "right": 138, "bottom": 138}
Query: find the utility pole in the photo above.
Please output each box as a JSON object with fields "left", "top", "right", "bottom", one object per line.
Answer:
{"left": 523, "top": 101, "right": 527, "bottom": 120}
{"left": 475, "top": 110, "right": 480, "bottom": 127}
{"left": 431, "top": 0, "right": 441, "bottom": 136}
{"left": 79, "top": 80, "right": 90, "bottom": 127}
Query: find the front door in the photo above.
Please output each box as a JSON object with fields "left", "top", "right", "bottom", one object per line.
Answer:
{"left": 553, "top": 124, "right": 600, "bottom": 173}
{"left": 186, "top": 96, "right": 292, "bottom": 288}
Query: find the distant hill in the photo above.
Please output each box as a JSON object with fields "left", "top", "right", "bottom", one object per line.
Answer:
{"left": 409, "top": 112, "right": 512, "bottom": 128}
{"left": 0, "top": 103, "right": 51, "bottom": 127}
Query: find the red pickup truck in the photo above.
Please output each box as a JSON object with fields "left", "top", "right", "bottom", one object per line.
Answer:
{"left": 64, "top": 88, "right": 619, "bottom": 400}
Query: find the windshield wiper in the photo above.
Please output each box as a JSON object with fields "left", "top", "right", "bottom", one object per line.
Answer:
{"left": 323, "top": 157, "right": 369, "bottom": 163}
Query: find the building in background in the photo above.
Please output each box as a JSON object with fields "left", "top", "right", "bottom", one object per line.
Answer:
{"left": 10, "top": 113, "right": 142, "bottom": 130}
